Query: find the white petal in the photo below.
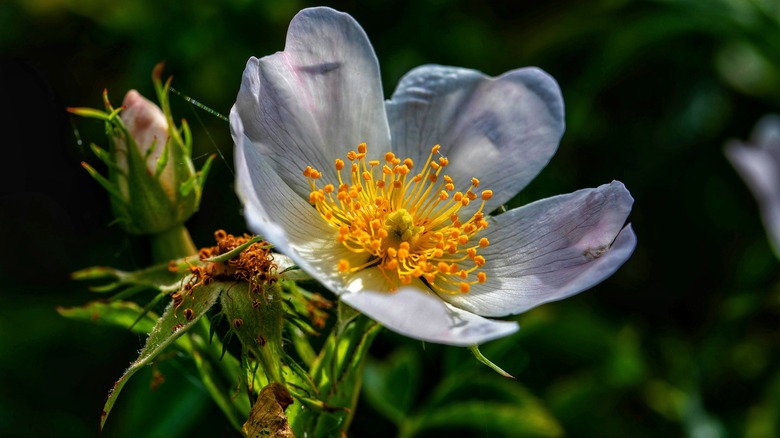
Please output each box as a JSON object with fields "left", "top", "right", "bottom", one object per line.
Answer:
{"left": 386, "top": 65, "right": 564, "bottom": 212}
{"left": 442, "top": 181, "right": 635, "bottom": 317}
{"left": 233, "top": 113, "right": 359, "bottom": 294}
{"left": 752, "top": 114, "right": 780, "bottom": 148}
{"left": 233, "top": 7, "right": 390, "bottom": 200}
{"left": 726, "top": 119, "right": 780, "bottom": 257}
{"left": 341, "top": 274, "right": 519, "bottom": 346}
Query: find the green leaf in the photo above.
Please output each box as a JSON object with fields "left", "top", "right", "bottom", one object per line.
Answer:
{"left": 363, "top": 348, "right": 421, "bottom": 425}
{"left": 415, "top": 400, "right": 563, "bottom": 438}
{"left": 410, "top": 373, "right": 562, "bottom": 437}
{"left": 56, "top": 300, "right": 158, "bottom": 334}
{"left": 72, "top": 261, "right": 183, "bottom": 293}
{"left": 99, "top": 280, "right": 223, "bottom": 432}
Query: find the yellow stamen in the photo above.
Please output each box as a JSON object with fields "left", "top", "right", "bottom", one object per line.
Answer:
{"left": 304, "top": 144, "right": 492, "bottom": 294}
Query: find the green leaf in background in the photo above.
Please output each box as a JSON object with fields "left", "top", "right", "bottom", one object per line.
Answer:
{"left": 415, "top": 401, "right": 562, "bottom": 438}
{"left": 409, "top": 373, "right": 562, "bottom": 438}
{"left": 99, "top": 280, "right": 223, "bottom": 431}
{"left": 56, "top": 300, "right": 158, "bottom": 334}
{"left": 363, "top": 347, "right": 422, "bottom": 425}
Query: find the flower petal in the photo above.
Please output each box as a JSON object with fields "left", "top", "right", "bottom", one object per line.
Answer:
{"left": 442, "top": 181, "right": 635, "bottom": 317}
{"left": 341, "top": 272, "right": 519, "bottom": 346}
{"left": 233, "top": 6, "right": 390, "bottom": 199}
{"left": 233, "top": 112, "right": 358, "bottom": 294}
{"left": 119, "top": 90, "right": 170, "bottom": 180}
{"left": 726, "top": 115, "right": 780, "bottom": 256}
{"left": 386, "top": 65, "right": 564, "bottom": 212}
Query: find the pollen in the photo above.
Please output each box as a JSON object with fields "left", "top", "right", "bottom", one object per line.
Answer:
{"left": 304, "top": 143, "right": 492, "bottom": 295}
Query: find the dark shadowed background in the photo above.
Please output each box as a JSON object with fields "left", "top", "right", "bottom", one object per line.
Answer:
{"left": 1, "top": 0, "right": 778, "bottom": 436}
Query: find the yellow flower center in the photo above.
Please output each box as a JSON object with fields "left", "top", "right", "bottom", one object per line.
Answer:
{"left": 304, "top": 143, "right": 491, "bottom": 295}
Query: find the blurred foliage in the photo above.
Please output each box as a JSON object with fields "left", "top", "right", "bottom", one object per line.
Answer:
{"left": 2, "top": 0, "right": 780, "bottom": 436}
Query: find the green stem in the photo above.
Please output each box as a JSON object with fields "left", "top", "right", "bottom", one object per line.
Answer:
{"left": 149, "top": 223, "right": 197, "bottom": 263}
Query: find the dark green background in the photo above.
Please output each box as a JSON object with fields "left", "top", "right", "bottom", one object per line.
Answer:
{"left": 1, "top": 0, "right": 778, "bottom": 436}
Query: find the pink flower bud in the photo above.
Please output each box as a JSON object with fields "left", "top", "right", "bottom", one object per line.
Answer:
{"left": 119, "top": 90, "right": 172, "bottom": 188}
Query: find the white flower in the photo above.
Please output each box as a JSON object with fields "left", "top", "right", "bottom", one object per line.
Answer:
{"left": 726, "top": 115, "right": 780, "bottom": 258}
{"left": 231, "top": 7, "right": 636, "bottom": 346}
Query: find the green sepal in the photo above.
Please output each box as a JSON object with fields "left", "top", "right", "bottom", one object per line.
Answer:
{"left": 102, "top": 88, "right": 114, "bottom": 112}
{"left": 181, "top": 118, "right": 193, "bottom": 156}
{"left": 220, "top": 281, "right": 286, "bottom": 384}
{"left": 469, "top": 344, "right": 515, "bottom": 379}
{"left": 89, "top": 143, "right": 125, "bottom": 174}
{"left": 153, "top": 137, "right": 170, "bottom": 178}
{"left": 67, "top": 107, "right": 110, "bottom": 120}
{"left": 80, "top": 161, "right": 126, "bottom": 204}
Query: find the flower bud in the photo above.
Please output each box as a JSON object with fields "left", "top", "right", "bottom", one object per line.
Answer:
{"left": 70, "top": 63, "right": 214, "bottom": 235}
{"left": 117, "top": 90, "right": 173, "bottom": 196}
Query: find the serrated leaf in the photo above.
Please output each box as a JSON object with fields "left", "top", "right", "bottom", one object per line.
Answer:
{"left": 99, "top": 281, "right": 223, "bottom": 431}
{"left": 363, "top": 348, "right": 421, "bottom": 425}
{"left": 56, "top": 300, "right": 158, "bottom": 334}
